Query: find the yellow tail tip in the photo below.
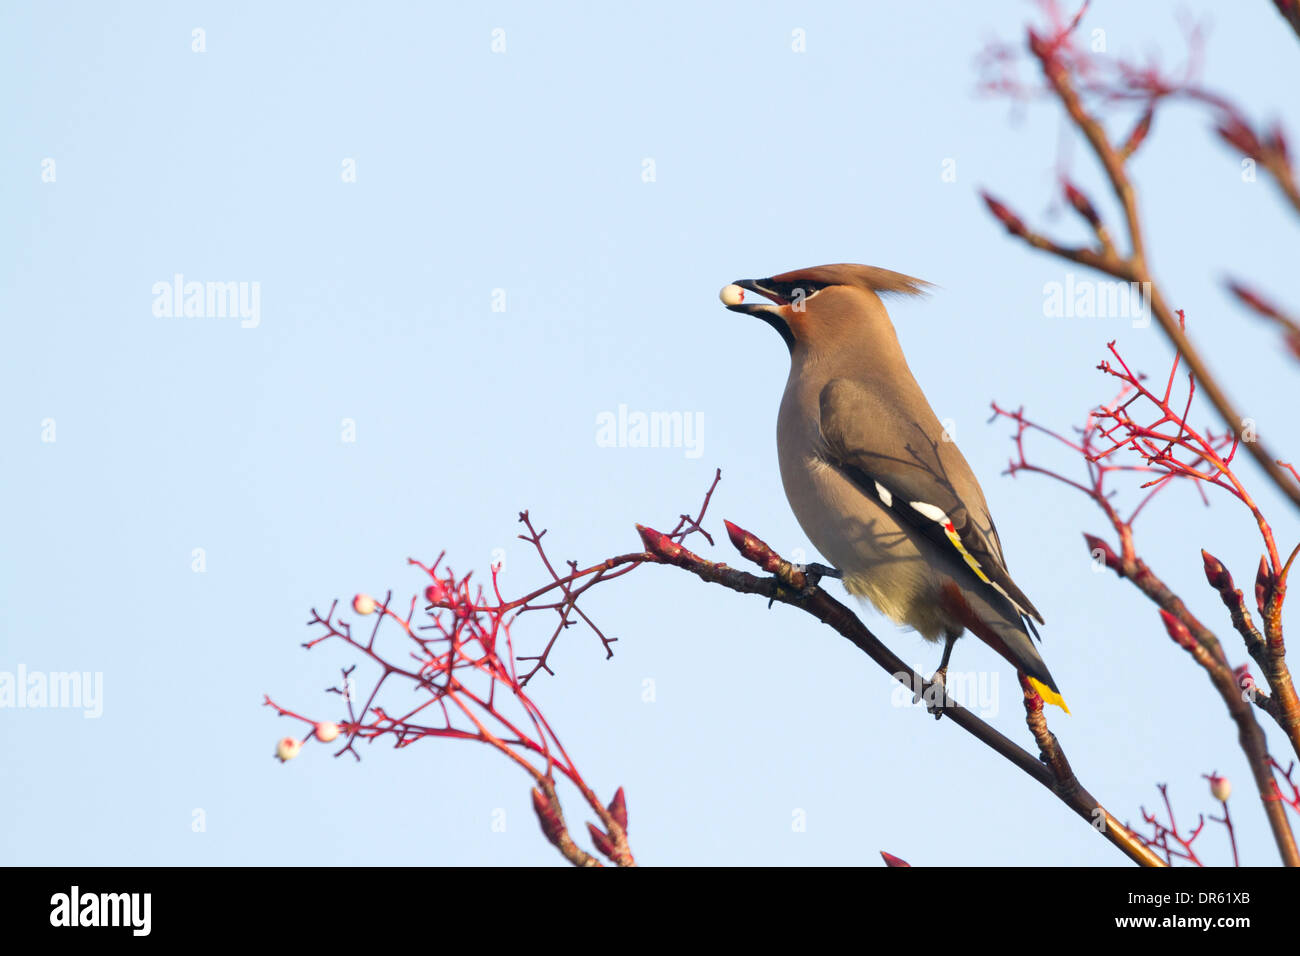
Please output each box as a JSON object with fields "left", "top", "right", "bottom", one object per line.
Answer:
{"left": 1028, "top": 677, "right": 1070, "bottom": 714}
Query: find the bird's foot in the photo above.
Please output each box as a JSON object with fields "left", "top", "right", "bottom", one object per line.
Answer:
{"left": 766, "top": 563, "right": 842, "bottom": 607}
{"left": 924, "top": 633, "right": 960, "bottom": 719}
{"left": 795, "top": 562, "right": 842, "bottom": 595}
{"left": 925, "top": 666, "right": 952, "bottom": 720}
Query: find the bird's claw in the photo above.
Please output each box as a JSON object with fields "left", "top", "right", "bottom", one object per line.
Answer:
{"left": 925, "top": 667, "right": 952, "bottom": 720}
{"left": 766, "top": 563, "right": 842, "bottom": 606}
{"left": 795, "top": 562, "right": 842, "bottom": 596}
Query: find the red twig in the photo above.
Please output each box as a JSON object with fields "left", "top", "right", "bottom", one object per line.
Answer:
{"left": 1130, "top": 776, "right": 1241, "bottom": 867}
{"left": 511, "top": 468, "right": 721, "bottom": 684}
{"left": 990, "top": 330, "right": 1300, "bottom": 863}
{"left": 265, "top": 473, "right": 725, "bottom": 867}
{"left": 1267, "top": 758, "right": 1300, "bottom": 814}
{"left": 1131, "top": 783, "right": 1207, "bottom": 867}
{"left": 978, "top": 0, "right": 1300, "bottom": 512}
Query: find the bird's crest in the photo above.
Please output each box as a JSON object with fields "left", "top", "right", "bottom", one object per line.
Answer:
{"left": 767, "top": 263, "right": 933, "bottom": 298}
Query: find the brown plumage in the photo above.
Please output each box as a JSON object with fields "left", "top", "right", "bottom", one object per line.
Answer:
{"left": 720, "top": 263, "right": 1066, "bottom": 711}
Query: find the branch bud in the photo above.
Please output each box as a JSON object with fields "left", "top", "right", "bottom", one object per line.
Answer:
{"left": 724, "top": 520, "right": 800, "bottom": 583}
{"left": 1225, "top": 280, "right": 1284, "bottom": 321}
{"left": 1159, "top": 609, "right": 1196, "bottom": 650}
{"left": 1026, "top": 30, "right": 1067, "bottom": 85}
{"left": 1200, "top": 549, "right": 1234, "bottom": 592}
{"left": 981, "top": 192, "right": 1027, "bottom": 237}
{"left": 1235, "top": 664, "right": 1256, "bottom": 694}
{"left": 1255, "top": 556, "right": 1274, "bottom": 617}
{"left": 1083, "top": 533, "right": 1121, "bottom": 573}
{"left": 1267, "top": 122, "right": 1289, "bottom": 164}
{"left": 586, "top": 822, "right": 617, "bottom": 859}
{"left": 1120, "top": 108, "right": 1153, "bottom": 158}
{"left": 1063, "top": 181, "right": 1101, "bottom": 229}
{"left": 637, "top": 524, "right": 683, "bottom": 562}
{"left": 1216, "top": 117, "right": 1263, "bottom": 160}
{"left": 531, "top": 787, "right": 565, "bottom": 848}
{"left": 606, "top": 787, "right": 628, "bottom": 832}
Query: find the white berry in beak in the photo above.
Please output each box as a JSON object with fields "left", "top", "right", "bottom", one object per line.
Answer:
{"left": 719, "top": 283, "right": 745, "bottom": 306}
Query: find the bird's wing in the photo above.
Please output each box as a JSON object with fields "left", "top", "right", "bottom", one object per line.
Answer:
{"left": 817, "top": 377, "right": 1044, "bottom": 628}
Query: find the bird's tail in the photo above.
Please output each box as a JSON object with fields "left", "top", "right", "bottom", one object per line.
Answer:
{"left": 978, "top": 613, "right": 1068, "bottom": 713}
{"left": 940, "top": 581, "right": 1068, "bottom": 712}
{"left": 1025, "top": 676, "right": 1069, "bottom": 714}
{"left": 992, "top": 623, "right": 1069, "bottom": 714}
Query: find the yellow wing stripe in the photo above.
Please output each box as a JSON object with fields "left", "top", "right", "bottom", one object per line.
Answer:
{"left": 940, "top": 522, "right": 992, "bottom": 583}
{"left": 913, "top": 502, "right": 1031, "bottom": 620}
{"left": 906, "top": 501, "right": 1068, "bottom": 714}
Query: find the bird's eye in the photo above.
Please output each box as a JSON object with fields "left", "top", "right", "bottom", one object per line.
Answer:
{"left": 766, "top": 280, "right": 826, "bottom": 302}
{"left": 785, "top": 283, "right": 825, "bottom": 307}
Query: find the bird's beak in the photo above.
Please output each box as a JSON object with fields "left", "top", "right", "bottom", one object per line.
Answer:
{"left": 719, "top": 279, "right": 790, "bottom": 315}
{"left": 719, "top": 278, "right": 796, "bottom": 352}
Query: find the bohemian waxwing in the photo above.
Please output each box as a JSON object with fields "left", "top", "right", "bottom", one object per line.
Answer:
{"left": 719, "top": 264, "right": 1067, "bottom": 712}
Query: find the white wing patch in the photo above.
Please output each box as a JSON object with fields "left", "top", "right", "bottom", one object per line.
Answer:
{"left": 873, "top": 481, "right": 892, "bottom": 507}
{"left": 905, "top": 498, "right": 1032, "bottom": 619}
{"left": 858, "top": 474, "right": 1037, "bottom": 625}
{"left": 908, "top": 500, "right": 947, "bottom": 523}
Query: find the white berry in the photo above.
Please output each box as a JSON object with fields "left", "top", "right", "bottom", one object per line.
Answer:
{"left": 276, "top": 737, "right": 303, "bottom": 762}
{"left": 719, "top": 284, "right": 745, "bottom": 306}
{"left": 1209, "top": 775, "right": 1231, "bottom": 801}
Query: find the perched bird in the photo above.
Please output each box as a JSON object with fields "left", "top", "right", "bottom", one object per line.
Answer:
{"left": 719, "top": 264, "right": 1067, "bottom": 711}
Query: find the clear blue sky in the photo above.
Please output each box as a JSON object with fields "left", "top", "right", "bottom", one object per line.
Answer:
{"left": 3, "top": 1, "right": 1298, "bottom": 866}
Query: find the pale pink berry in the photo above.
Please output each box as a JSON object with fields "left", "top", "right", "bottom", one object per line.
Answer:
{"left": 352, "top": 593, "right": 377, "bottom": 615}
{"left": 315, "top": 721, "right": 340, "bottom": 743}
{"left": 276, "top": 737, "right": 303, "bottom": 762}
{"left": 1209, "top": 775, "right": 1231, "bottom": 802}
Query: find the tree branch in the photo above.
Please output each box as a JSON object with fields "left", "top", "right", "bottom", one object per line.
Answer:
{"left": 984, "top": 11, "right": 1300, "bottom": 513}
{"left": 636, "top": 520, "right": 1166, "bottom": 867}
